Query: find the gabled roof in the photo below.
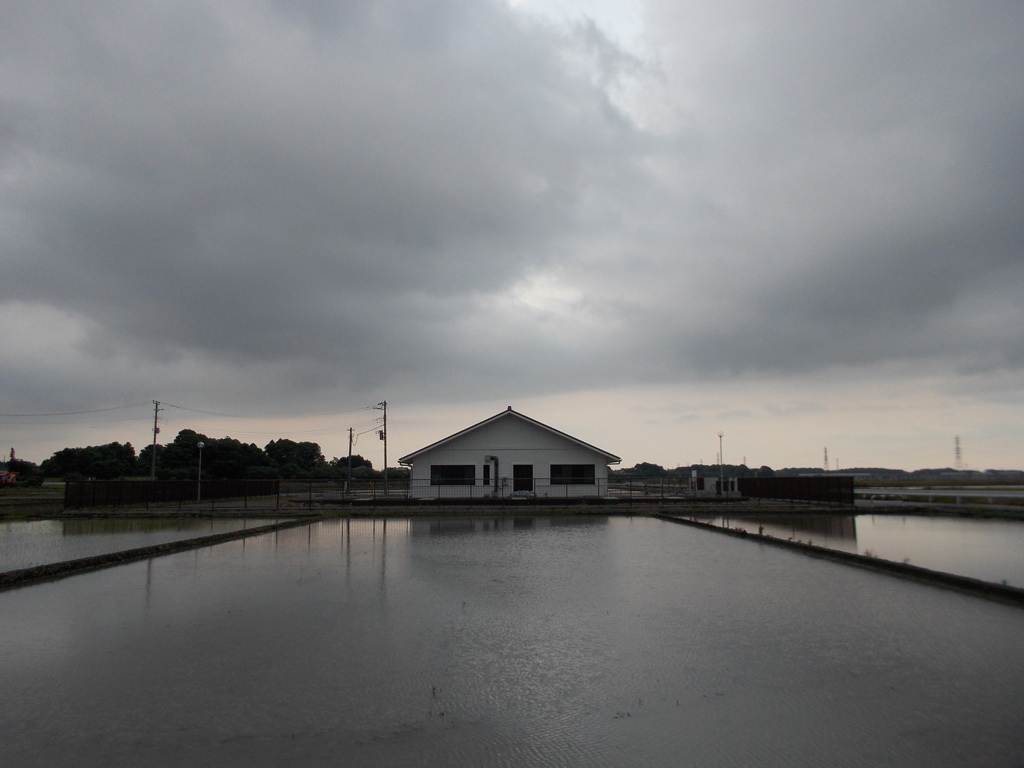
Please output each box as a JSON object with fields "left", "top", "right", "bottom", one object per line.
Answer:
{"left": 398, "top": 406, "right": 621, "bottom": 465}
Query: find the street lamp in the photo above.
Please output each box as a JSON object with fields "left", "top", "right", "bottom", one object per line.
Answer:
{"left": 718, "top": 431, "right": 724, "bottom": 497}
{"left": 197, "top": 442, "right": 204, "bottom": 503}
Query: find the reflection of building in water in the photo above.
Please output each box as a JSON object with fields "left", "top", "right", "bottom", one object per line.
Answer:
{"left": 725, "top": 515, "right": 857, "bottom": 541}
{"left": 409, "top": 516, "right": 608, "bottom": 537}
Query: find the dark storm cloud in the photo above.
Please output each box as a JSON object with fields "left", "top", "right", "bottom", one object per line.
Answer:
{"left": 1, "top": 1, "right": 644, "bottom": 381}
{"left": 641, "top": 0, "right": 1024, "bottom": 381}
{"left": 1, "top": 0, "right": 1022, "bottom": 417}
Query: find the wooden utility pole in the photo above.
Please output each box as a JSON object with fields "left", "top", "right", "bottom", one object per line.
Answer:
{"left": 377, "top": 401, "right": 388, "bottom": 499}
{"left": 346, "top": 427, "right": 353, "bottom": 494}
{"left": 718, "top": 431, "right": 724, "bottom": 497}
{"left": 150, "top": 400, "right": 162, "bottom": 480}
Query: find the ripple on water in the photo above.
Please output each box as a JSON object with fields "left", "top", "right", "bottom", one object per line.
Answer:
{"left": 0, "top": 516, "right": 1022, "bottom": 767}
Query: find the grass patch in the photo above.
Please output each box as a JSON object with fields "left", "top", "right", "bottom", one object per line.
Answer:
{"left": 0, "top": 483, "right": 65, "bottom": 517}
{"left": 0, "top": 483, "right": 64, "bottom": 499}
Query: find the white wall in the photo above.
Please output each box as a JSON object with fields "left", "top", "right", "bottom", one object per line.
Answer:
{"left": 406, "top": 416, "right": 614, "bottom": 498}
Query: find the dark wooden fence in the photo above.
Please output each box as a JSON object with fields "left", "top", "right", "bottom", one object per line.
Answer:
{"left": 738, "top": 476, "right": 853, "bottom": 505}
{"left": 64, "top": 475, "right": 854, "bottom": 509}
{"left": 64, "top": 479, "right": 280, "bottom": 510}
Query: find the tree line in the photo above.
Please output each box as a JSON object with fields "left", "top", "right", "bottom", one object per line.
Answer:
{"left": 611, "top": 462, "right": 1023, "bottom": 480}
{"left": 612, "top": 462, "right": 776, "bottom": 478}
{"left": 8, "top": 442, "right": 1016, "bottom": 485}
{"left": 5, "top": 430, "right": 397, "bottom": 482}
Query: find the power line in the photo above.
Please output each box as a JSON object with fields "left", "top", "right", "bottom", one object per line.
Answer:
{"left": 0, "top": 402, "right": 150, "bottom": 419}
{"left": 160, "top": 418, "right": 377, "bottom": 439}
{"left": 161, "top": 402, "right": 378, "bottom": 420}
{"left": 2, "top": 400, "right": 378, "bottom": 422}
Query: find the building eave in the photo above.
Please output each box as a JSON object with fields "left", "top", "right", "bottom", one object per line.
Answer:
{"left": 397, "top": 406, "right": 621, "bottom": 465}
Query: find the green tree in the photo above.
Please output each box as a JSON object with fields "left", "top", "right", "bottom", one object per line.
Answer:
{"left": 40, "top": 442, "right": 136, "bottom": 479}
{"left": 628, "top": 462, "right": 668, "bottom": 478}
{"left": 146, "top": 430, "right": 270, "bottom": 480}
{"left": 330, "top": 454, "right": 372, "bottom": 469}
{"left": 329, "top": 454, "right": 373, "bottom": 478}
{"left": 4, "top": 451, "right": 40, "bottom": 483}
{"left": 264, "top": 439, "right": 328, "bottom": 478}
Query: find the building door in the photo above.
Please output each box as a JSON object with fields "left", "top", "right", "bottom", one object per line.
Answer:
{"left": 513, "top": 464, "right": 533, "bottom": 493}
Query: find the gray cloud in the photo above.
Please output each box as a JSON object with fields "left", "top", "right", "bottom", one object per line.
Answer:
{"left": 1, "top": 0, "right": 1022, "bottom": 456}
{"left": 633, "top": 0, "right": 1024, "bottom": 380}
{"left": 3, "top": 2, "right": 647, "bottom": 370}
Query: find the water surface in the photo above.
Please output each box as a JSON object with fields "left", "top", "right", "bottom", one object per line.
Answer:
{"left": 702, "top": 513, "right": 1024, "bottom": 586}
{"left": 2, "top": 516, "right": 1022, "bottom": 767}
{"left": 0, "top": 518, "right": 270, "bottom": 571}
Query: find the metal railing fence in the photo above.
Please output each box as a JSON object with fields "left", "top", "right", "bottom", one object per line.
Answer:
{"left": 65, "top": 479, "right": 281, "bottom": 510}
{"left": 63, "top": 475, "right": 854, "bottom": 510}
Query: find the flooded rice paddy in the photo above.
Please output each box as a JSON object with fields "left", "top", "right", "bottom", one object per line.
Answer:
{"left": 0, "top": 518, "right": 273, "bottom": 572}
{"left": 2, "top": 515, "right": 1023, "bottom": 767}
{"left": 700, "top": 513, "right": 1024, "bottom": 587}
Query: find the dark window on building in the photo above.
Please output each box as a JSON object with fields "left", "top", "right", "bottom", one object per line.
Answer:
{"left": 550, "top": 464, "right": 596, "bottom": 485}
{"left": 430, "top": 465, "right": 476, "bottom": 485}
{"left": 513, "top": 464, "right": 534, "bottom": 492}
{"left": 483, "top": 464, "right": 491, "bottom": 484}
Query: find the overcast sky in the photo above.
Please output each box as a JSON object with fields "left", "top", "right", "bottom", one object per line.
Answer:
{"left": 2, "top": 0, "right": 1022, "bottom": 471}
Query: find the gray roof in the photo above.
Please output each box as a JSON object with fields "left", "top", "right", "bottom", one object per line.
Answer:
{"left": 398, "top": 406, "right": 621, "bottom": 465}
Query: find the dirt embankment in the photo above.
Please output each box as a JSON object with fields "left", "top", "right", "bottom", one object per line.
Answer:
{"left": 654, "top": 513, "right": 1024, "bottom": 609}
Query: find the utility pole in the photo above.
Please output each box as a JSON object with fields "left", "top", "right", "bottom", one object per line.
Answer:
{"left": 718, "top": 431, "right": 724, "bottom": 497}
{"left": 150, "top": 400, "right": 162, "bottom": 480}
{"left": 197, "top": 442, "right": 204, "bottom": 502}
{"left": 346, "top": 427, "right": 353, "bottom": 495}
{"left": 376, "top": 401, "right": 388, "bottom": 499}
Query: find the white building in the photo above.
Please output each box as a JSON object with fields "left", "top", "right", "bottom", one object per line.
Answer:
{"left": 398, "top": 407, "right": 621, "bottom": 498}
{"left": 689, "top": 474, "right": 739, "bottom": 498}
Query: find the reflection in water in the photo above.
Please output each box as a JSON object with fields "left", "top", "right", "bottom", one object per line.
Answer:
{"left": 411, "top": 515, "right": 606, "bottom": 537}
{"left": 59, "top": 518, "right": 226, "bottom": 536}
{"left": 719, "top": 513, "right": 857, "bottom": 541}
{"left": 1, "top": 516, "right": 1023, "bottom": 767}
{"left": 0, "top": 518, "right": 264, "bottom": 572}
{"left": 699, "top": 513, "right": 1024, "bottom": 587}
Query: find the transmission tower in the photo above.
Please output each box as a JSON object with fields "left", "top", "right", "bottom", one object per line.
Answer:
{"left": 954, "top": 436, "right": 963, "bottom": 471}
{"left": 823, "top": 446, "right": 829, "bottom": 472}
